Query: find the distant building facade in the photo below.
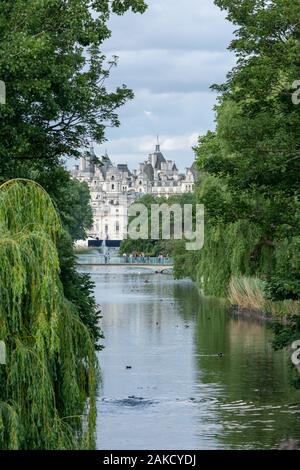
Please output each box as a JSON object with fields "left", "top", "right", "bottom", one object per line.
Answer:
{"left": 72, "top": 142, "right": 197, "bottom": 242}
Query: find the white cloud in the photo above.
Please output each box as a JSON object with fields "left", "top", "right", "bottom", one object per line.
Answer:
{"left": 105, "top": 0, "right": 234, "bottom": 53}
{"left": 94, "top": 0, "right": 236, "bottom": 170}
{"left": 138, "top": 134, "right": 198, "bottom": 152}
{"left": 106, "top": 48, "right": 235, "bottom": 94}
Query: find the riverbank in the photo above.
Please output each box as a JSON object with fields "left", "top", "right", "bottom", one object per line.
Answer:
{"left": 230, "top": 305, "right": 273, "bottom": 323}
{"left": 227, "top": 276, "right": 300, "bottom": 380}
{"left": 228, "top": 276, "right": 300, "bottom": 320}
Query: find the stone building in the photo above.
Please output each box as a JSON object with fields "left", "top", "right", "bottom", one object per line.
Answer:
{"left": 72, "top": 142, "right": 196, "bottom": 242}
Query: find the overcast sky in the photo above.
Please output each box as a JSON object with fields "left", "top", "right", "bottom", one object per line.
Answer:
{"left": 95, "top": 0, "right": 235, "bottom": 172}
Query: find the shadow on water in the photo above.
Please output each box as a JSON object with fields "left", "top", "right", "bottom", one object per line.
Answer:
{"left": 81, "top": 265, "right": 300, "bottom": 450}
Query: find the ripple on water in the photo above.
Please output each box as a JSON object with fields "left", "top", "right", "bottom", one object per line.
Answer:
{"left": 100, "top": 397, "right": 157, "bottom": 409}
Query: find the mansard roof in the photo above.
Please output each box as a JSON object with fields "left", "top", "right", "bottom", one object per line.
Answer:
{"left": 117, "top": 164, "right": 131, "bottom": 174}
{"left": 154, "top": 155, "right": 166, "bottom": 170}
{"left": 143, "top": 162, "right": 154, "bottom": 181}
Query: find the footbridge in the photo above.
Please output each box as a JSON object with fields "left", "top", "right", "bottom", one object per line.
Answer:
{"left": 77, "top": 254, "right": 173, "bottom": 273}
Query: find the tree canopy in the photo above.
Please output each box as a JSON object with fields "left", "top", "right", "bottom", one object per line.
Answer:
{"left": 0, "top": 0, "right": 147, "bottom": 175}
{"left": 177, "top": 0, "right": 300, "bottom": 300}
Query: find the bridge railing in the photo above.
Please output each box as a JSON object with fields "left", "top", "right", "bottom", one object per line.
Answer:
{"left": 77, "top": 253, "right": 173, "bottom": 266}
{"left": 118, "top": 256, "right": 173, "bottom": 265}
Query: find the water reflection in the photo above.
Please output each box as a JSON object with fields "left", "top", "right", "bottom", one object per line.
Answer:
{"left": 194, "top": 299, "right": 300, "bottom": 448}
{"left": 81, "top": 266, "right": 300, "bottom": 450}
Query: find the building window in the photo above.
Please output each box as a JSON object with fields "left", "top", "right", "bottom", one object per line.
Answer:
{"left": 116, "top": 222, "right": 120, "bottom": 232}
{"left": 111, "top": 175, "right": 115, "bottom": 181}
{"left": 112, "top": 184, "right": 115, "bottom": 190}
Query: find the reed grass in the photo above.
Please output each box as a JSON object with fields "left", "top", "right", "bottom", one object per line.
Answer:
{"left": 228, "top": 276, "right": 266, "bottom": 311}
{"left": 229, "top": 276, "right": 300, "bottom": 318}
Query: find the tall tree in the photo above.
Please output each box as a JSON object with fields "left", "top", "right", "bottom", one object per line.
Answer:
{"left": 182, "top": 0, "right": 300, "bottom": 299}
{"left": 0, "top": 0, "right": 148, "bottom": 347}
{"left": 0, "top": 0, "right": 147, "bottom": 176}
{"left": 0, "top": 0, "right": 148, "bottom": 446}
{"left": 0, "top": 180, "right": 97, "bottom": 449}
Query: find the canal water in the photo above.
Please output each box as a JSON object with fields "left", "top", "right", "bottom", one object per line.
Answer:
{"left": 80, "top": 265, "right": 300, "bottom": 450}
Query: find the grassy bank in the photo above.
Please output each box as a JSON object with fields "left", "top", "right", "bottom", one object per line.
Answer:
{"left": 228, "top": 276, "right": 300, "bottom": 320}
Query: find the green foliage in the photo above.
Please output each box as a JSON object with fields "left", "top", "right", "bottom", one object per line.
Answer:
{"left": 172, "top": 240, "right": 200, "bottom": 282}
{"left": 0, "top": 0, "right": 148, "bottom": 381}
{"left": 58, "top": 179, "right": 93, "bottom": 241}
{"left": 120, "top": 193, "right": 196, "bottom": 257}
{"left": 266, "top": 237, "right": 300, "bottom": 301}
{"left": 172, "top": 2, "right": 300, "bottom": 390}
{"left": 273, "top": 316, "right": 300, "bottom": 351}
{"left": 0, "top": 0, "right": 149, "bottom": 448}
{"left": 19, "top": 165, "right": 93, "bottom": 241}
{"left": 46, "top": 171, "right": 93, "bottom": 242}
{"left": 178, "top": 0, "right": 300, "bottom": 302}
{"left": 120, "top": 238, "right": 161, "bottom": 257}
{"left": 57, "top": 231, "right": 103, "bottom": 350}
{"left": 0, "top": 0, "right": 147, "bottom": 174}
{"left": 0, "top": 180, "right": 98, "bottom": 449}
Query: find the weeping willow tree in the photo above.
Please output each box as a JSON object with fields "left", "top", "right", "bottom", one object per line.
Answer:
{"left": 193, "top": 219, "right": 274, "bottom": 297}
{"left": 173, "top": 173, "right": 275, "bottom": 297}
{"left": 174, "top": 220, "right": 274, "bottom": 298}
{"left": 0, "top": 179, "right": 97, "bottom": 450}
